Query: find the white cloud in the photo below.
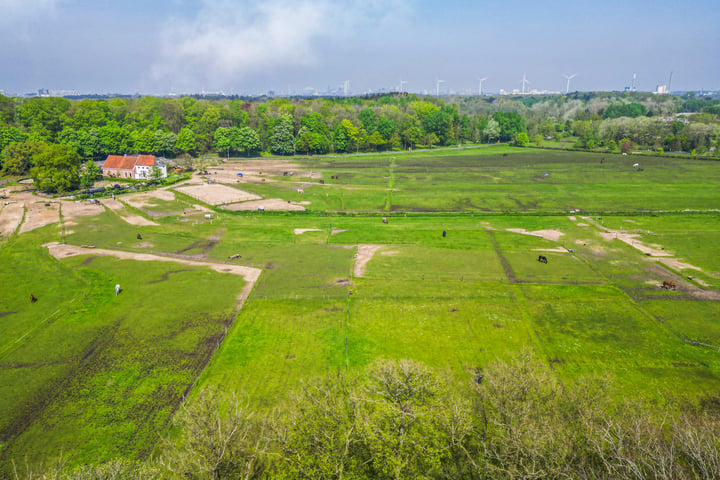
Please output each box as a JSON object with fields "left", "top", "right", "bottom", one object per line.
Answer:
{"left": 151, "top": 0, "right": 411, "bottom": 89}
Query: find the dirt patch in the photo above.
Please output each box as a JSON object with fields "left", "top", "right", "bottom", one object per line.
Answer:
{"left": 61, "top": 200, "right": 104, "bottom": 222}
{"left": 222, "top": 199, "right": 306, "bottom": 211}
{"left": 20, "top": 202, "right": 60, "bottom": 233}
{"left": 294, "top": 228, "right": 322, "bottom": 235}
{"left": 576, "top": 222, "right": 589, "bottom": 227}
{"left": 203, "top": 159, "right": 304, "bottom": 185}
{"left": 506, "top": 228, "right": 565, "bottom": 242}
{"left": 354, "top": 245, "right": 383, "bottom": 277}
{"left": 124, "top": 190, "right": 176, "bottom": 208}
{"left": 481, "top": 222, "right": 495, "bottom": 231}
{"left": 44, "top": 242, "right": 261, "bottom": 308}
{"left": 331, "top": 229, "right": 348, "bottom": 236}
{"left": 379, "top": 250, "right": 399, "bottom": 256}
{"left": 0, "top": 202, "right": 25, "bottom": 237}
{"left": 568, "top": 216, "right": 577, "bottom": 221}
{"left": 532, "top": 247, "right": 568, "bottom": 253}
{"left": 100, "top": 198, "right": 159, "bottom": 226}
{"left": 176, "top": 184, "right": 261, "bottom": 206}
{"left": 597, "top": 231, "right": 672, "bottom": 257}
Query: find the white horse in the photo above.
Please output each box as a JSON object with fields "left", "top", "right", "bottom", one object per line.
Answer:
{"left": 115, "top": 284, "right": 121, "bottom": 296}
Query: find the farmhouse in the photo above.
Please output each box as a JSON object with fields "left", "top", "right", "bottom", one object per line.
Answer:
{"left": 102, "top": 154, "right": 167, "bottom": 180}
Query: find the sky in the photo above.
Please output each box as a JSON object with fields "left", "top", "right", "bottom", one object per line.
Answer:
{"left": 1, "top": 0, "right": 718, "bottom": 96}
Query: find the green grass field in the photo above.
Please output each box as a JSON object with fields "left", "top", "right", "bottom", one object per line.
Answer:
{"left": 1, "top": 146, "right": 719, "bottom": 472}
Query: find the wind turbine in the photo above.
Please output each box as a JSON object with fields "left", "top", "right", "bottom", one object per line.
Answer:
{"left": 436, "top": 79, "right": 445, "bottom": 96}
{"left": 521, "top": 73, "right": 531, "bottom": 94}
{"left": 562, "top": 73, "right": 577, "bottom": 94}
{"left": 477, "top": 77, "right": 488, "bottom": 96}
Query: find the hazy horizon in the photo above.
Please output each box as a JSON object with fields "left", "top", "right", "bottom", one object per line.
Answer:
{"left": 2, "top": 0, "right": 718, "bottom": 96}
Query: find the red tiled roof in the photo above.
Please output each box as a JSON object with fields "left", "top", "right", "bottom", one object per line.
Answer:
{"left": 103, "top": 155, "right": 137, "bottom": 170}
{"left": 135, "top": 155, "right": 155, "bottom": 167}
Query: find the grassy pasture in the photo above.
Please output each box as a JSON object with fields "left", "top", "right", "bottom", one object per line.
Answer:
{"left": 0, "top": 228, "right": 244, "bottom": 469}
{"left": 1, "top": 145, "right": 719, "bottom": 472}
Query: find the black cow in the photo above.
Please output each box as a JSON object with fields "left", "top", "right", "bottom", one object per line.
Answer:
{"left": 442, "top": 230, "right": 447, "bottom": 238}
{"left": 537, "top": 255, "right": 548, "bottom": 264}
{"left": 30, "top": 293, "right": 37, "bottom": 303}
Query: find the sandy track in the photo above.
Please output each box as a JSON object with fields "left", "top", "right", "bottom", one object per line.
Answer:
{"left": 45, "top": 242, "right": 261, "bottom": 307}
{"left": 532, "top": 247, "right": 568, "bottom": 253}
{"left": 354, "top": 245, "right": 383, "bottom": 277}
{"left": 61, "top": 200, "right": 105, "bottom": 222}
{"left": 222, "top": 199, "right": 306, "bottom": 211}
{"left": 176, "top": 184, "right": 261, "bottom": 206}
{"left": 20, "top": 202, "right": 60, "bottom": 233}
{"left": 506, "top": 228, "right": 565, "bottom": 242}
{"left": 101, "top": 198, "right": 159, "bottom": 226}
{"left": 0, "top": 202, "right": 25, "bottom": 237}
{"left": 597, "top": 231, "right": 672, "bottom": 257}
{"left": 122, "top": 189, "right": 176, "bottom": 210}
{"left": 293, "top": 228, "right": 322, "bottom": 235}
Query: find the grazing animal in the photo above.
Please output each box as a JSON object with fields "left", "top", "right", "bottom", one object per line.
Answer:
{"left": 537, "top": 255, "right": 548, "bottom": 264}
{"left": 319, "top": 179, "right": 324, "bottom": 184}
{"left": 136, "top": 233, "right": 142, "bottom": 240}
{"left": 382, "top": 217, "right": 388, "bottom": 224}
{"left": 115, "top": 284, "right": 121, "bottom": 296}
{"left": 662, "top": 280, "right": 676, "bottom": 290}
{"left": 442, "top": 230, "right": 447, "bottom": 238}
{"left": 30, "top": 293, "right": 37, "bottom": 303}
{"left": 297, "top": 188, "right": 304, "bottom": 194}
{"left": 633, "top": 163, "right": 640, "bottom": 168}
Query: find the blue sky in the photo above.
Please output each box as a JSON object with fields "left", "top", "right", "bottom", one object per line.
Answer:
{"left": 1, "top": 0, "right": 718, "bottom": 95}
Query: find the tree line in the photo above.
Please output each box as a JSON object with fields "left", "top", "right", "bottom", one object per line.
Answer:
{"left": 1, "top": 92, "right": 719, "bottom": 186}
{"left": 15, "top": 353, "right": 720, "bottom": 479}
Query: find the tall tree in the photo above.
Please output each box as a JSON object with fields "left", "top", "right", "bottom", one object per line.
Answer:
{"left": 30, "top": 144, "right": 81, "bottom": 193}
{"left": 1, "top": 141, "right": 47, "bottom": 176}
{"left": 175, "top": 127, "right": 196, "bottom": 156}
{"left": 269, "top": 114, "right": 295, "bottom": 155}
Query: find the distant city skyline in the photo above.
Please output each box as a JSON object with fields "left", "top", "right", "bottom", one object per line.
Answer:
{"left": 1, "top": 0, "right": 718, "bottom": 96}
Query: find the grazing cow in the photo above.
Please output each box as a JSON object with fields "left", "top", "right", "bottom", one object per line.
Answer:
{"left": 115, "top": 284, "right": 121, "bottom": 296}
{"left": 297, "top": 188, "right": 304, "bottom": 194}
{"left": 537, "top": 255, "right": 548, "bottom": 264}
{"left": 382, "top": 217, "right": 388, "bottom": 224}
{"left": 136, "top": 233, "right": 142, "bottom": 240}
{"left": 30, "top": 293, "right": 37, "bottom": 303}
{"left": 633, "top": 163, "right": 640, "bottom": 168}
{"left": 319, "top": 179, "right": 325, "bottom": 184}
{"left": 662, "top": 280, "right": 676, "bottom": 290}
{"left": 442, "top": 230, "right": 447, "bottom": 238}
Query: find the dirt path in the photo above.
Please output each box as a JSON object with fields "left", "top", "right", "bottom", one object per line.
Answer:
{"left": 100, "top": 198, "right": 159, "bottom": 226}
{"left": 0, "top": 202, "right": 25, "bottom": 237}
{"left": 354, "top": 245, "right": 383, "bottom": 277}
{"left": 222, "top": 199, "right": 306, "bottom": 211}
{"left": 45, "top": 242, "right": 261, "bottom": 307}
{"left": 506, "top": 228, "right": 565, "bottom": 242}
{"left": 175, "top": 184, "right": 261, "bottom": 206}
{"left": 20, "top": 202, "right": 60, "bottom": 234}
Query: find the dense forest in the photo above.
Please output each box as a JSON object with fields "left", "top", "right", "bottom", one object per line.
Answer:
{"left": 1, "top": 91, "right": 719, "bottom": 191}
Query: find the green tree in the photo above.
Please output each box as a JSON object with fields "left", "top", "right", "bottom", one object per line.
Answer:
{"left": 175, "top": 127, "right": 196, "bottom": 156}
{"left": 237, "top": 126, "right": 261, "bottom": 157}
{"left": 80, "top": 160, "right": 101, "bottom": 188}
{"left": 269, "top": 114, "right": 295, "bottom": 155}
{"left": 30, "top": 144, "right": 81, "bottom": 193}
{"left": 515, "top": 132, "right": 530, "bottom": 147}
{"left": 1, "top": 141, "right": 47, "bottom": 176}
{"left": 532, "top": 134, "right": 544, "bottom": 147}
{"left": 492, "top": 112, "right": 524, "bottom": 142}
{"left": 333, "top": 119, "right": 359, "bottom": 153}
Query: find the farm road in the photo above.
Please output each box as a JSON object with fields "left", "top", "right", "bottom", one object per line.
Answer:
{"left": 44, "top": 242, "right": 261, "bottom": 308}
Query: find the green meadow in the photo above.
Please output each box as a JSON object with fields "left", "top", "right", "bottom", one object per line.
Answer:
{"left": 1, "top": 146, "right": 719, "bottom": 472}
